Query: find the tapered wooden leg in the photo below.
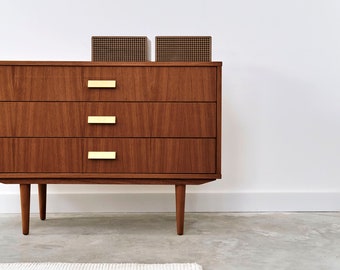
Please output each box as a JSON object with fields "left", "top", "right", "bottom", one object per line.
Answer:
{"left": 20, "top": 184, "right": 31, "bottom": 235}
{"left": 38, "top": 184, "right": 47, "bottom": 220}
{"left": 175, "top": 184, "right": 186, "bottom": 235}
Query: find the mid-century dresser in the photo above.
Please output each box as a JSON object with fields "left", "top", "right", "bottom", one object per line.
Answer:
{"left": 0, "top": 61, "right": 222, "bottom": 235}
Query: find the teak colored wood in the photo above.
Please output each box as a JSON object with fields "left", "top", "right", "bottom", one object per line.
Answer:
{"left": 0, "top": 61, "right": 222, "bottom": 235}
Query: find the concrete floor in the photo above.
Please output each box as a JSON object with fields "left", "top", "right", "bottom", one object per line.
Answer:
{"left": 0, "top": 212, "right": 340, "bottom": 270}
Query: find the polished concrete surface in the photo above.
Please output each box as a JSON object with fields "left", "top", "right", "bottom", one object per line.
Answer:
{"left": 0, "top": 212, "right": 339, "bottom": 270}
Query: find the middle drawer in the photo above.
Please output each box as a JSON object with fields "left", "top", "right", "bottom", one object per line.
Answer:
{"left": 0, "top": 102, "right": 216, "bottom": 137}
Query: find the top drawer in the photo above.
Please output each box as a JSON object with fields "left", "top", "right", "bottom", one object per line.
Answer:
{"left": 0, "top": 66, "right": 217, "bottom": 101}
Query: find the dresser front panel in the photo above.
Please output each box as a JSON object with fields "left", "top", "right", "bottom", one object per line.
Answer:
{"left": 83, "top": 103, "right": 149, "bottom": 137}
{"left": 0, "top": 138, "right": 215, "bottom": 174}
{"left": 0, "top": 102, "right": 215, "bottom": 138}
{"left": 0, "top": 66, "right": 82, "bottom": 101}
{"left": 83, "top": 67, "right": 216, "bottom": 101}
{"left": 84, "top": 138, "right": 150, "bottom": 173}
{"left": 0, "top": 139, "right": 15, "bottom": 172}
{"left": 0, "top": 138, "right": 82, "bottom": 173}
{"left": 84, "top": 138, "right": 216, "bottom": 174}
{"left": 84, "top": 102, "right": 216, "bottom": 138}
{"left": 0, "top": 66, "right": 216, "bottom": 101}
{"left": 84, "top": 139, "right": 216, "bottom": 173}
{"left": 150, "top": 139, "right": 216, "bottom": 174}
{"left": 148, "top": 103, "right": 216, "bottom": 137}
{"left": 0, "top": 102, "right": 83, "bottom": 137}
{"left": 0, "top": 61, "right": 221, "bottom": 181}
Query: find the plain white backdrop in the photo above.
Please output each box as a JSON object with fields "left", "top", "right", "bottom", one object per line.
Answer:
{"left": 1, "top": 0, "right": 340, "bottom": 212}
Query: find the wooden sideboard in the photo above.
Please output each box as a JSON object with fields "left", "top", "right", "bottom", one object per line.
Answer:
{"left": 0, "top": 61, "right": 222, "bottom": 235}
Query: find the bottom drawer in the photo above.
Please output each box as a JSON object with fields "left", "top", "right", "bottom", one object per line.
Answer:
{"left": 84, "top": 138, "right": 216, "bottom": 173}
{"left": 84, "top": 139, "right": 150, "bottom": 173}
{"left": 149, "top": 139, "right": 216, "bottom": 173}
{"left": 0, "top": 138, "right": 82, "bottom": 173}
{"left": 0, "top": 138, "right": 216, "bottom": 174}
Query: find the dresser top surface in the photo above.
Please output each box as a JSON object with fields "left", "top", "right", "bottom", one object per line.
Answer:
{"left": 0, "top": 61, "right": 222, "bottom": 67}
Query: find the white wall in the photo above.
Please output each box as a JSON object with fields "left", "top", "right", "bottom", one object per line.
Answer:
{"left": 1, "top": 0, "right": 340, "bottom": 212}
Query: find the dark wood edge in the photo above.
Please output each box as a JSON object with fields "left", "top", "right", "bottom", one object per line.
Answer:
{"left": 0, "top": 61, "right": 222, "bottom": 67}
{"left": 216, "top": 65, "right": 222, "bottom": 175}
{"left": 0, "top": 179, "right": 216, "bottom": 185}
{"left": 0, "top": 173, "right": 221, "bottom": 179}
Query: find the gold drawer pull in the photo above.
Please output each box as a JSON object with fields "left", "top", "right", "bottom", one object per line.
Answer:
{"left": 88, "top": 116, "right": 116, "bottom": 124}
{"left": 87, "top": 80, "right": 116, "bottom": 88}
{"left": 88, "top": 151, "right": 116, "bottom": 160}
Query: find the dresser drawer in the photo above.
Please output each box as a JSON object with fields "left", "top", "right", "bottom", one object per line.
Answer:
{"left": 85, "top": 102, "right": 216, "bottom": 138}
{"left": 84, "top": 139, "right": 150, "bottom": 173}
{"left": 0, "top": 66, "right": 216, "bottom": 101}
{"left": 150, "top": 139, "right": 216, "bottom": 173}
{"left": 83, "top": 67, "right": 216, "bottom": 101}
{"left": 0, "top": 102, "right": 216, "bottom": 137}
{"left": 84, "top": 103, "right": 149, "bottom": 137}
{"left": 0, "top": 66, "right": 82, "bottom": 101}
{"left": 0, "top": 138, "right": 149, "bottom": 173}
{"left": 0, "top": 139, "right": 15, "bottom": 172}
{"left": 84, "top": 138, "right": 216, "bottom": 174}
{"left": 0, "top": 102, "right": 83, "bottom": 137}
{"left": 0, "top": 138, "right": 216, "bottom": 174}
{"left": 148, "top": 103, "right": 216, "bottom": 137}
{"left": 0, "top": 102, "right": 148, "bottom": 137}
{"left": 0, "top": 139, "right": 82, "bottom": 173}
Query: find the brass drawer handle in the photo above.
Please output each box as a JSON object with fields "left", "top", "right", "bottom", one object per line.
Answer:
{"left": 87, "top": 80, "right": 116, "bottom": 88}
{"left": 88, "top": 116, "right": 116, "bottom": 124}
{"left": 88, "top": 151, "right": 116, "bottom": 160}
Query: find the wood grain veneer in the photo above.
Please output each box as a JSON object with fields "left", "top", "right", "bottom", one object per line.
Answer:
{"left": 0, "top": 138, "right": 215, "bottom": 173}
{"left": 0, "top": 103, "right": 83, "bottom": 137}
{"left": 0, "top": 66, "right": 216, "bottom": 101}
{"left": 150, "top": 139, "right": 216, "bottom": 173}
{"left": 0, "top": 102, "right": 215, "bottom": 137}
{"left": 0, "top": 139, "right": 82, "bottom": 173}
